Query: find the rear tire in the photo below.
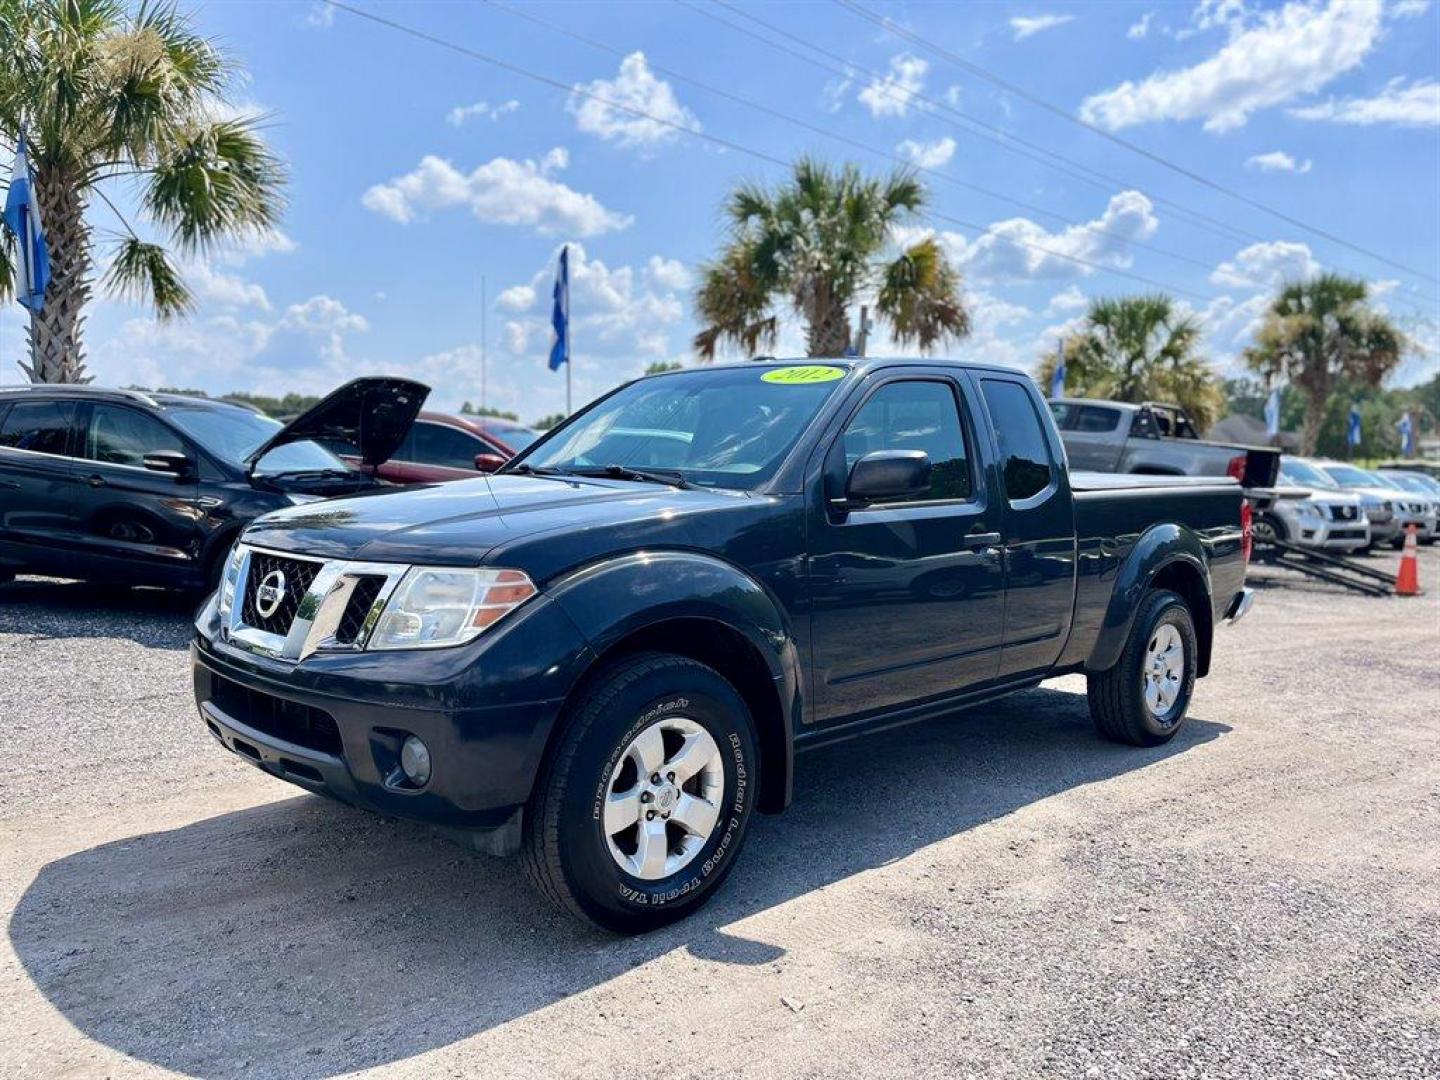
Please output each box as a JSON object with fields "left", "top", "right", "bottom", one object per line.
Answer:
{"left": 521, "top": 653, "right": 758, "bottom": 933}
{"left": 1087, "top": 589, "right": 1197, "bottom": 747}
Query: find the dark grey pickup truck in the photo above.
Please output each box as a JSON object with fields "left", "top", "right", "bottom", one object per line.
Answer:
{"left": 194, "top": 359, "right": 1253, "bottom": 932}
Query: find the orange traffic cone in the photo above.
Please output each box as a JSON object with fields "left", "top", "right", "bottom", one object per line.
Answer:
{"left": 1395, "top": 524, "right": 1423, "bottom": 597}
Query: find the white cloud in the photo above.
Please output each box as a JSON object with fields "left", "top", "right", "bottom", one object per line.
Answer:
{"left": 1210, "top": 240, "right": 1320, "bottom": 289}
{"left": 362, "top": 150, "right": 632, "bottom": 236}
{"left": 1010, "top": 14, "right": 1074, "bottom": 40}
{"left": 1390, "top": 0, "right": 1431, "bottom": 17}
{"left": 821, "top": 75, "right": 854, "bottom": 114}
{"left": 184, "top": 263, "right": 271, "bottom": 311}
{"left": 1288, "top": 77, "right": 1440, "bottom": 127}
{"left": 446, "top": 99, "right": 520, "bottom": 127}
{"left": 496, "top": 285, "right": 536, "bottom": 311}
{"left": 1079, "top": 0, "right": 1384, "bottom": 133}
{"left": 1046, "top": 285, "right": 1089, "bottom": 313}
{"left": 944, "top": 85, "right": 964, "bottom": 107}
{"left": 1127, "top": 11, "right": 1155, "bottom": 39}
{"left": 896, "top": 136, "right": 957, "bottom": 169}
{"left": 568, "top": 52, "right": 700, "bottom": 147}
{"left": 214, "top": 229, "right": 297, "bottom": 267}
{"left": 858, "top": 54, "right": 928, "bottom": 118}
{"left": 646, "top": 255, "right": 692, "bottom": 291}
{"left": 932, "top": 190, "right": 1160, "bottom": 283}
{"left": 1245, "top": 149, "right": 1313, "bottom": 173}
{"left": 305, "top": 3, "right": 334, "bottom": 29}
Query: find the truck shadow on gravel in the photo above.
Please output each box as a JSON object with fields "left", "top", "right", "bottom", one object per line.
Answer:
{"left": 0, "top": 578, "right": 196, "bottom": 650}
{"left": 10, "top": 689, "right": 1227, "bottom": 1078}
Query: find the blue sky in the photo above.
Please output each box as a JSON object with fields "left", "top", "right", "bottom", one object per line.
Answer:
{"left": 5, "top": 0, "right": 1438, "bottom": 420}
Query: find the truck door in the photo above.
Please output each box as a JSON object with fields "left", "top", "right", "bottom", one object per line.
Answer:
{"left": 975, "top": 375, "right": 1077, "bottom": 680}
{"left": 807, "top": 372, "right": 1006, "bottom": 724}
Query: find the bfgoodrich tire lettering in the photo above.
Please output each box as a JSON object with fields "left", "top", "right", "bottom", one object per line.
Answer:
{"left": 1086, "top": 588, "right": 1197, "bottom": 747}
{"left": 522, "top": 652, "right": 758, "bottom": 933}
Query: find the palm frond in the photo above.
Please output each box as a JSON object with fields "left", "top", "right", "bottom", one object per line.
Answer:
{"left": 101, "top": 235, "right": 193, "bottom": 317}
{"left": 143, "top": 115, "right": 286, "bottom": 254}
{"left": 692, "top": 241, "right": 779, "bottom": 361}
{"left": 876, "top": 238, "right": 970, "bottom": 352}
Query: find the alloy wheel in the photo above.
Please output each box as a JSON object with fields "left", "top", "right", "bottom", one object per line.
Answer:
{"left": 1142, "top": 623, "right": 1186, "bottom": 724}
{"left": 603, "top": 716, "right": 726, "bottom": 880}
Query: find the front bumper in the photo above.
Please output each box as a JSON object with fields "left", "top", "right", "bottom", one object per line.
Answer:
{"left": 192, "top": 592, "right": 592, "bottom": 829}
{"left": 1290, "top": 516, "right": 1369, "bottom": 550}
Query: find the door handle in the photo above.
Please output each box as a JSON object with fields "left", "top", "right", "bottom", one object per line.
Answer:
{"left": 87, "top": 474, "right": 106, "bottom": 488}
{"left": 963, "top": 531, "right": 1002, "bottom": 548}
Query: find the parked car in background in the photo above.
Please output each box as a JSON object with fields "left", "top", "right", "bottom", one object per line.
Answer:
{"left": 1050, "top": 398, "right": 1279, "bottom": 487}
{"left": 1377, "top": 459, "right": 1440, "bottom": 480}
{"left": 321, "top": 412, "right": 541, "bottom": 484}
{"left": 1376, "top": 470, "right": 1440, "bottom": 544}
{"left": 1312, "top": 461, "right": 1431, "bottom": 548}
{"left": 1256, "top": 457, "right": 1369, "bottom": 553}
{"left": 194, "top": 358, "right": 1253, "bottom": 932}
{"left": 0, "top": 378, "right": 426, "bottom": 591}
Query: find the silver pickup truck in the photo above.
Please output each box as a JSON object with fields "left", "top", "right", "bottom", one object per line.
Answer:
{"left": 1050, "top": 399, "right": 1280, "bottom": 488}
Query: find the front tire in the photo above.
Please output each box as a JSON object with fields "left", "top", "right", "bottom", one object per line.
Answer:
{"left": 522, "top": 653, "right": 758, "bottom": 933}
{"left": 1087, "top": 589, "right": 1198, "bottom": 747}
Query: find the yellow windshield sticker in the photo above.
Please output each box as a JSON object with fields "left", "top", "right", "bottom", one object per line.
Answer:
{"left": 761, "top": 365, "right": 846, "bottom": 385}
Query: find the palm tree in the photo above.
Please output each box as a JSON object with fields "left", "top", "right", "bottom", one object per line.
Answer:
{"left": 1244, "top": 273, "right": 1406, "bottom": 455}
{"left": 0, "top": 0, "right": 286, "bottom": 382}
{"left": 1039, "top": 294, "right": 1223, "bottom": 430}
{"left": 693, "top": 159, "right": 970, "bottom": 360}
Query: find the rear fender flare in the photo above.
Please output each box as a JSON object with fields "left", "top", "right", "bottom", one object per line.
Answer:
{"left": 1087, "top": 524, "right": 1211, "bottom": 673}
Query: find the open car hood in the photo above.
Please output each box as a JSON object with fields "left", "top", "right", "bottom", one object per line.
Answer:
{"left": 245, "top": 377, "right": 429, "bottom": 471}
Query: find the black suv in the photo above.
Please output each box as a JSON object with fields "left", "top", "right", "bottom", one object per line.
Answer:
{"left": 0, "top": 378, "right": 426, "bottom": 591}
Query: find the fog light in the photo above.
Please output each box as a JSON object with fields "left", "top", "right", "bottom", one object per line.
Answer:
{"left": 399, "top": 735, "right": 431, "bottom": 787}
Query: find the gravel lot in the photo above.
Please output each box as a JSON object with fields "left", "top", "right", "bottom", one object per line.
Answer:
{"left": 1, "top": 548, "right": 1437, "bottom": 1079}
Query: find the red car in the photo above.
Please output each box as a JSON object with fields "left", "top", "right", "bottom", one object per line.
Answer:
{"left": 322, "top": 412, "right": 541, "bottom": 484}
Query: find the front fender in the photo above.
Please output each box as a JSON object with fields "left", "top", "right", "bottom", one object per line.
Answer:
{"left": 1086, "top": 523, "right": 1210, "bottom": 672}
{"left": 545, "top": 550, "right": 802, "bottom": 808}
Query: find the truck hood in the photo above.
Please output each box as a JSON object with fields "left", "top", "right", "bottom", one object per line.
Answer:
{"left": 240, "top": 473, "right": 756, "bottom": 568}
{"left": 245, "top": 377, "right": 429, "bottom": 471}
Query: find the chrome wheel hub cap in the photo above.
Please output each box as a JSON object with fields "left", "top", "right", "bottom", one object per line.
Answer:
{"left": 603, "top": 717, "right": 725, "bottom": 881}
{"left": 1143, "top": 624, "right": 1185, "bottom": 724}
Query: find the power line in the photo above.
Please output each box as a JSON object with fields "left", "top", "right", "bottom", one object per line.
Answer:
{"left": 685, "top": 0, "right": 1440, "bottom": 316}
{"left": 692, "top": 0, "right": 1261, "bottom": 250}
{"left": 834, "top": 0, "right": 1440, "bottom": 288}
{"left": 324, "top": 0, "right": 1227, "bottom": 307}
{"left": 485, "top": 0, "right": 1256, "bottom": 289}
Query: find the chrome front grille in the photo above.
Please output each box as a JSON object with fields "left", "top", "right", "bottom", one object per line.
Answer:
{"left": 225, "top": 544, "right": 408, "bottom": 661}
{"left": 1327, "top": 504, "right": 1358, "bottom": 522}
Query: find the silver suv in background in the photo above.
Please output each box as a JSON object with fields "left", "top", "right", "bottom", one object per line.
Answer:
{"left": 1262, "top": 458, "right": 1370, "bottom": 553}
{"left": 1376, "top": 471, "right": 1440, "bottom": 545}
{"left": 1313, "top": 461, "right": 1431, "bottom": 548}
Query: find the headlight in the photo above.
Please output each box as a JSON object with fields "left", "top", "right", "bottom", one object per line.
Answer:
{"left": 368, "top": 567, "right": 537, "bottom": 650}
{"left": 1296, "top": 502, "right": 1321, "bottom": 519}
{"left": 217, "top": 542, "right": 244, "bottom": 621}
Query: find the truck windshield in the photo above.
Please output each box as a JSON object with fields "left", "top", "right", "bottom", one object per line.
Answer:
{"left": 1279, "top": 458, "right": 1339, "bottom": 489}
{"left": 1322, "top": 464, "right": 1384, "bottom": 487}
{"left": 511, "top": 364, "right": 849, "bottom": 490}
{"left": 168, "top": 406, "right": 349, "bottom": 475}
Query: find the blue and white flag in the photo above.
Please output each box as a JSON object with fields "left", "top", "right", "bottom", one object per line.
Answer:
{"left": 1049, "top": 353, "right": 1065, "bottom": 400}
{"left": 1347, "top": 405, "right": 1362, "bottom": 448}
{"left": 548, "top": 245, "right": 569, "bottom": 373}
{"left": 1397, "top": 411, "right": 1414, "bottom": 457}
{"left": 3, "top": 131, "right": 51, "bottom": 313}
{"left": 1263, "top": 387, "right": 1281, "bottom": 438}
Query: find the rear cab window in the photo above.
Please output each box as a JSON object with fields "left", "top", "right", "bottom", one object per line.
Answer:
{"left": 979, "top": 379, "right": 1056, "bottom": 503}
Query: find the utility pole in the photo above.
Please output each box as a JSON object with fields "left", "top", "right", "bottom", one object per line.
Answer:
{"left": 856, "top": 305, "right": 873, "bottom": 357}
{"left": 480, "top": 275, "right": 487, "bottom": 413}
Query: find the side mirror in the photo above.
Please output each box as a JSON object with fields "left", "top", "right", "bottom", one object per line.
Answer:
{"left": 474, "top": 452, "right": 507, "bottom": 473}
{"left": 846, "top": 450, "right": 931, "bottom": 505}
{"left": 143, "top": 450, "right": 193, "bottom": 477}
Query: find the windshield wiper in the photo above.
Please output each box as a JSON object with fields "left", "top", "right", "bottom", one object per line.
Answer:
{"left": 567, "top": 464, "right": 692, "bottom": 489}
{"left": 506, "top": 463, "right": 575, "bottom": 478}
